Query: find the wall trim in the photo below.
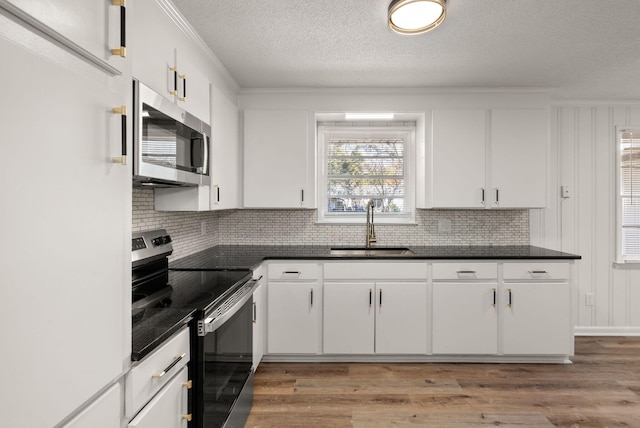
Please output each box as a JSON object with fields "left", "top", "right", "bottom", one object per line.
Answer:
{"left": 575, "top": 326, "right": 640, "bottom": 336}
{"left": 155, "top": 0, "right": 240, "bottom": 93}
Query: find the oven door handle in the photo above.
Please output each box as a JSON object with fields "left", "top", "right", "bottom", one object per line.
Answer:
{"left": 198, "top": 279, "right": 257, "bottom": 335}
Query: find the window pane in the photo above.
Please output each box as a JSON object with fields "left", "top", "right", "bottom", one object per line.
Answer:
{"left": 622, "top": 227, "right": 640, "bottom": 256}
{"left": 619, "top": 130, "right": 640, "bottom": 259}
{"left": 622, "top": 197, "right": 640, "bottom": 226}
{"left": 327, "top": 137, "right": 407, "bottom": 213}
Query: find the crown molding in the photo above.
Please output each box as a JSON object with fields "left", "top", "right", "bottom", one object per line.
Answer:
{"left": 155, "top": 0, "right": 240, "bottom": 94}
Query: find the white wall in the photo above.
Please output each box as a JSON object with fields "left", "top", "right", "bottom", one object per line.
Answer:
{"left": 543, "top": 104, "right": 640, "bottom": 334}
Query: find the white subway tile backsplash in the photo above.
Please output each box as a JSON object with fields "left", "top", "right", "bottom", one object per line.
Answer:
{"left": 133, "top": 188, "right": 529, "bottom": 260}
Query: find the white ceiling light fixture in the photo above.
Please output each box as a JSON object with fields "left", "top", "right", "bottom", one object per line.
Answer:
{"left": 388, "top": 0, "right": 446, "bottom": 35}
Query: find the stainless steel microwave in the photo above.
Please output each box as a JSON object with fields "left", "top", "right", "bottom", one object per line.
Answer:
{"left": 133, "top": 80, "right": 210, "bottom": 187}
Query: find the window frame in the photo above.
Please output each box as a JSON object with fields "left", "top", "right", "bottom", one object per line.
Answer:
{"left": 317, "top": 125, "right": 416, "bottom": 225}
{"left": 616, "top": 126, "right": 640, "bottom": 263}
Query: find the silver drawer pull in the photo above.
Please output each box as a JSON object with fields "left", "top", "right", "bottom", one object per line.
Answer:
{"left": 152, "top": 353, "right": 186, "bottom": 379}
{"left": 457, "top": 270, "right": 476, "bottom": 274}
{"left": 528, "top": 270, "right": 548, "bottom": 274}
{"left": 283, "top": 271, "right": 301, "bottom": 274}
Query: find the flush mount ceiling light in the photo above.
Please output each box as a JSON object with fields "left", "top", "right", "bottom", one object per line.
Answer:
{"left": 388, "top": 0, "right": 446, "bottom": 35}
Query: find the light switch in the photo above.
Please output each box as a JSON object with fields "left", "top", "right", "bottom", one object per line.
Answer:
{"left": 561, "top": 185, "right": 570, "bottom": 199}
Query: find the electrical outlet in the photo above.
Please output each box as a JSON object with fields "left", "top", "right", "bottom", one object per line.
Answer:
{"left": 201, "top": 221, "right": 206, "bottom": 236}
{"left": 585, "top": 292, "right": 594, "bottom": 306}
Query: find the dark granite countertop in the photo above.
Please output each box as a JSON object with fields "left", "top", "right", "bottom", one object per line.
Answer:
{"left": 131, "top": 307, "right": 195, "bottom": 361}
{"left": 169, "top": 245, "right": 581, "bottom": 271}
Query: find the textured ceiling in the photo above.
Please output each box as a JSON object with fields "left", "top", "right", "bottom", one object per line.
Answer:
{"left": 170, "top": 0, "right": 640, "bottom": 99}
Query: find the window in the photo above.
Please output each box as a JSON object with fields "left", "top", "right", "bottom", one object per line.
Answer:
{"left": 618, "top": 128, "right": 640, "bottom": 261}
{"left": 317, "top": 125, "right": 415, "bottom": 224}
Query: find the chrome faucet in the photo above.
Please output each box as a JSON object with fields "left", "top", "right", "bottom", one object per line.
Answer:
{"left": 365, "top": 200, "right": 377, "bottom": 248}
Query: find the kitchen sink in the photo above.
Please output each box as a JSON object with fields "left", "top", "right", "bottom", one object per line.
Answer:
{"left": 330, "top": 247, "right": 415, "bottom": 256}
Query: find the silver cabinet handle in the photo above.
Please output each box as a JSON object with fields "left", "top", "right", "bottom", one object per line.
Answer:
{"left": 310, "top": 288, "right": 314, "bottom": 307}
{"left": 457, "top": 270, "right": 476, "bottom": 274}
{"left": 481, "top": 187, "right": 485, "bottom": 205}
{"left": 252, "top": 301, "right": 257, "bottom": 323}
{"left": 152, "top": 353, "right": 186, "bottom": 379}
{"left": 528, "top": 270, "right": 548, "bottom": 274}
{"left": 492, "top": 288, "right": 497, "bottom": 307}
{"left": 507, "top": 288, "right": 513, "bottom": 308}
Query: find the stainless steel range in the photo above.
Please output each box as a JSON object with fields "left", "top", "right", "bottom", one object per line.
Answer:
{"left": 131, "top": 229, "right": 257, "bottom": 428}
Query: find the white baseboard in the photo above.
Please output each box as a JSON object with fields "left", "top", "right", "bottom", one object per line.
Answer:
{"left": 575, "top": 326, "right": 640, "bottom": 336}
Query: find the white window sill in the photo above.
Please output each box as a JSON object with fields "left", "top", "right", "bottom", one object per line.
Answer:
{"left": 613, "top": 261, "right": 640, "bottom": 269}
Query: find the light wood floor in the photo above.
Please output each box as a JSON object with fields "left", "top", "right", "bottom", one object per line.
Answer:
{"left": 245, "top": 337, "right": 640, "bottom": 427}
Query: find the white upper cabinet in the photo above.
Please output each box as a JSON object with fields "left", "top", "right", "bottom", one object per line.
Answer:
{"left": 2, "top": 0, "right": 127, "bottom": 72}
{"left": 244, "top": 109, "right": 312, "bottom": 208}
{"left": 129, "top": 0, "right": 210, "bottom": 122}
{"left": 490, "top": 109, "right": 547, "bottom": 208}
{"left": 430, "top": 108, "right": 547, "bottom": 208}
{"left": 210, "top": 85, "right": 241, "bottom": 210}
{"left": 431, "top": 109, "right": 487, "bottom": 208}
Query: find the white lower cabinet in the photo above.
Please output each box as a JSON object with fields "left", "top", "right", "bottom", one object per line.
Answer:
{"left": 323, "top": 281, "right": 428, "bottom": 355}
{"left": 262, "top": 260, "right": 574, "bottom": 361}
{"left": 432, "top": 261, "right": 573, "bottom": 357}
{"left": 501, "top": 283, "right": 572, "bottom": 355}
{"left": 432, "top": 283, "right": 498, "bottom": 355}
{"left": 267, "top": 281, "right": 320, "bottom": 353}
{"left": 62, "top": 384, "right": 121, "bottom": 428}
{"left": 128, "top": 367, "right": 189, "bottom": 428}
{"left": 267, "top": 263, "right": 321, "bottom": 354}
{"left": 323, "top": 282, "right": 375, "bottom": 354}
{"left": 126, "top": 327, "right": 191, "bottom": 427}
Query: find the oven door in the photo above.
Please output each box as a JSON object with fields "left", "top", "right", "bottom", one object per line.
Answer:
{"left": 194, "top": 283, "right": 255, "bottom": 428}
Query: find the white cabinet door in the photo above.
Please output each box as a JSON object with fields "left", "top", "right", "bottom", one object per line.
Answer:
{"left": 267, "top": 282, "right": 319, "bottom": 353}
{"left": 177, "top": 55, "right": 211, "bottom": 123}
{"left": 130, "top": 0, "right": 210, "bottom": 122}
{"left": 501, "top": 284, "right": 572, "bottom": 355}
{"left": 3, "top": 0, "right": 126, "bottom": 70}
{"left": 210, "top": 84, "right": 241, "bottom": 210}
{"left": 432, "top": 283, "right": 498, "bottom": 354}
{"left": 431, "top": 109, "right": 487, "bottom": 208}
{"left": 323, "top": 283, "right": 375, "bottom": 354}
{"left": 62, "top": 384, "right": 121, "bottom": 428}
{"left": 129, "top": 0, "right": 176, "bottom": 98}
{"left": 490, "top": 109, "right": 547, "bottom": 208}
{"left": 244, "top": 110, "right": 310, "bottom": 208}
{"left": 375, "top": 282, "right": 428, "bottom": 354}
{"left": 253, "top": 279, "right": 267, "bottom": 369}
{"left": 0, "top": 20, "right": 129, "bottom": 428}
{"left": 128, "top": 367, "right": 189, "bottom": 428}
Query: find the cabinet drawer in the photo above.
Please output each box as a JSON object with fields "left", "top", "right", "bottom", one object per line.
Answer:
{"left": 432, "top": 262, "right": 497, "bottom": 280}
{"left": 126, "top": 327, "right": 190, "bottom": 418}
{"left": 268, "top": 262, "right": 319, "bottom": 280}
{"left": 503, "top": 262, "right": 570, "bottom": 280}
